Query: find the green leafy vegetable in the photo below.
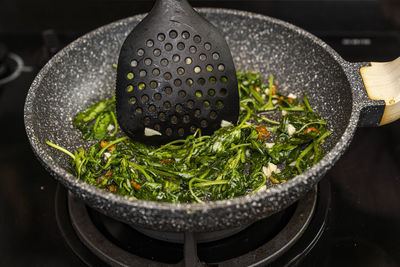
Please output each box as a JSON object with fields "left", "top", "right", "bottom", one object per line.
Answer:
{"left": 46, "top": 70, "right": 331, "bottom": 203}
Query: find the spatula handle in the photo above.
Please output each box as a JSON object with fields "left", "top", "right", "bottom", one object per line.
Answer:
{"left": 360, "top": 57, "right": 400, "bottom": 125}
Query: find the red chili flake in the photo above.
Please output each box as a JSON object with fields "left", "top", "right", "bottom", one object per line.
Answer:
{"left": 161, "top": 158, "right": 175, "bottom": 165}
{"left": 303, "top": 127, "right": 318, "bottom": 134}
{"left": 256, "top": 125, "right": 270, "bottom": 140}
{"left": 130, "top": 181, "right": 141, "bottom": 190}
{"left": 108, "top": 185, "right": 117, "bottom": 192}
{"left": 105, "top": 170, "right": 113, "bottom": 176}
{"left": 287, "top": 97, "right": 294, "bottom": 103}
{"left": 100, "top": 140, "right": 116, "bottom": 151}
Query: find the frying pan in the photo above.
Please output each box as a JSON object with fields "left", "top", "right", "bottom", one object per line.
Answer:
{"left": 24, "top": 8, "right": 400, "bottom": 232}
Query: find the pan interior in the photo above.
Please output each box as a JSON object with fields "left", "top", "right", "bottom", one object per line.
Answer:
{"left": 28, "top": 11, "right": 352, "bottom": 180}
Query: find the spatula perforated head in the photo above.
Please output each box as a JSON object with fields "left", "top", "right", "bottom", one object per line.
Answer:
{"left": 116, "top": 0, "right": 239, "bottom": 144}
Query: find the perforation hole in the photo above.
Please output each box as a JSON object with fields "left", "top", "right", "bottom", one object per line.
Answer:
{"left": 208, "top": 89, "right": 215, "bottom": 96}
{"left": 146, "top": 39, "right": 154, "bottom": 47}
{"left": 170, "top": 115, "right": 178, "bottom": 124}
{"left": 189, "top": 46, "right": 197, "bottom": 54}
{"left": 178, "top": 90, "right": 186, "bottom": 98}
{"left": 144, "top": 58, "right": 152, "bottom": 66}
{"left": 183, "top": 115, "right": 190, "bottom": 123}
{"left": 157, "top": 33, "right": 166, "bottom": 41}
{"left": 212, "top": 52, "right": 220, "bottom": 60}
{"left": 209, "top": 76, "right": 216, "bottom": 84}
{"left": 154, "top": 124, "right": 161, "bottom": 131}
{"left": 164, "top": 72, "right": 172, "bottom": 80}
{"left": 178, "top": 128, "right": 185, "bottom": 136}
{"left": 194, "top": 109, "right": 201, "bottom": 117}
{"left": 169, "top": 30, "right": 178, "bottom": 39}
{"left": 148, "top": 105, "right": 156, "bottom": 112}
{"left": 174, "top": 79, "right": 182, "bottom": 86}
{"left": 129, "top": 97, "right": 137, "bottom": 104}
{"left": 197, "top": 78, "right": 205, "bottom": 85}
{"left": 204, "top": 43, "right": 211, "bottom": 50}
{"left": 190, "top": 125, "right": 196, "bottom": 133}
{"left": 165, "top": 43, "right": 173, "bottom": 51}
{"left": 216, "top": 100, "right": 224, "bottom": 108}
{"left": 150, "top": 81, "right": 158, "bottom": 89}
{"left": 185, "top": 57, "right": 192, "bottom": 64}
{"left": 138, "top": 83, "right": 146, "bottom": 90}
{"left": 187, "top": 100, "right": 194, "bottom": 109}
{"left": 135, "top": 107, "right": 143, "bottom": 115}
{"left": 220, "top": 88, "right": 227, "bottom": 96}
{"left": 131, "top": 60, "right": 138, "bottom": 67}
{"left": 218, "top": 64, "right": 225, "bottom": 71}
{"left": 175, "top": 104, "right": 183, "bottom": 113}
{"left": 177, "top": 42, "right": 185, "bottom": 50}
{"left": 139, "top": 70, "right": 147, "bottom": 77}
{"left": 126, "top": 85, "right": 134, "bottom": 92}
{"left": 126, "top": 72, "right": 134, "bottom": 79}
{"left": 195, "top": 91, "right": 202, "bottom": 98}
{"left": 199, "top": 54, "right": 207, "bottom": 61}
{"left": 210, "top": 110, "right": 217, "bottom": 119}
{"left": 161, "top": 58, "right": 169, "bottom": 66}
{"left": 177, "top": 67, "right": 185, "bottom": 75}
{"left": 159, "top": 112, "right": 166, "bottom": 121}
{"left": 152, "top": 68, "right": 160, "bottom": 76}
{"left": 163, "top": 101, "right": 171, "bottom": 109}
{"left": 194, "top": 66, "right": 201, "bottom": 73}
{"left": 141, "top": 94, "right": 149, "bottom": 103}
{"left": 221, "top": 76, "right": 228, "bottom": 83}
{"left": 193, "top": 35, "right": 201, "bottom": 43}
{"left": 166, "top": 128, "right": 173, "bottom": 136}
{"left": 203, "top": 100, "right": 210, "bottom": 108}
{"left": 186, "top": 78, "right": 193, "bottom": 86}
{"left": 144, "top": 116, "right": 151, "bottom": 125}
{"left": 206, "top": 64, "right": 213, "bottom": 72}
{"left": 153, "top": 49, "right": 161, "bottom": 57}
{"left": 154, "top": 93, "right": 162, "bottom": 100}
{"left": 182, "top": 31, "right": 190, "bottom": 39}
{"left": 201, "top": 120, "right": 208, "bottom": 128}
{"left": 165, "top": 87, "right": 172, "bottom": 95}
{"left": 173, "top": 54, "right": 180, "bottom": 62}
{"left": 137, "top": 49, "right": 145, "bottom": 56}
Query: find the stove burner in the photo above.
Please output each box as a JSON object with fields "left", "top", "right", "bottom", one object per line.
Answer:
{"left": 0, "top": 43, "right": 24, "bottom": 85}
{"left": 56, "top": 179, "right": 330, "bottom": 266}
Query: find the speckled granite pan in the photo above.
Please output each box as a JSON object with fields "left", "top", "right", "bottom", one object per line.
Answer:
{"left": 24, "top": 8, "right": 386, "bottom": 232}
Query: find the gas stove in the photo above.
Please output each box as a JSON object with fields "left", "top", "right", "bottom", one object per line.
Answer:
{"left": 1, "top": 0, "right": 399, "bottom": 266}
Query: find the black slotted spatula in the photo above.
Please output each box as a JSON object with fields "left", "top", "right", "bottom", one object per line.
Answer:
{"left": 116, "top": 0, "right": 239, "bottom": 144}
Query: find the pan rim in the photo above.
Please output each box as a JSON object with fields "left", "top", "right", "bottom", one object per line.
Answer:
{"left": 24, "top": 8, "right": 358, "bottom": 214}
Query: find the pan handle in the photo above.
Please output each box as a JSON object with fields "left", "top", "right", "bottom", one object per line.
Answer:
{"left": 360, "top": 57, "right": 400, "bottom": 126}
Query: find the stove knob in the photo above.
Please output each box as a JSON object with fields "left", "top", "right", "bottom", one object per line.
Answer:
{"left": 0, "top": 43, "right": 9, "bottom": 79}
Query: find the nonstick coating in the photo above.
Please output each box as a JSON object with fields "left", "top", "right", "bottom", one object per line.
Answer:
{"left": 25, "top": 9, "right": 365, "bottom": 232}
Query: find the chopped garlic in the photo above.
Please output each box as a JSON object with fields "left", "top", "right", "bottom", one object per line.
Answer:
{"left": 261, "top": 94, "right": 266, "bottom": 101}
{"left": 107, "top": 124, "right": 115, "bottom": 132}
{"left": 272, "top": 99, "right": 278, "bottom": 105}
{"left": 262, "top": 162, "right": 281, "bottom": 178}
{"left": 265, "top": 142, "right": 274, "bottom": 149}
{"left": 221, "top": 120, "right": 233, "bottom": 127}
{"left": 245, "top": 149, "right": 251, "bottom": 158}
{"left": 289, "top": 161, "right": 296, "bottom": 167}
{"left": 144, "top": 127, "right": 162, "bottom": 136}
{"left": 281, "top": 110, "right": 287, "bottom": 116}
{"left": 103, "top": 152, "right": 111, "bottom": 160}
{"left": 287, "top": 124, "right": 296, "bottom": 136}
{"left": 288, "top": 93, "right": 297, "bottom": 99}
{"left": 264, "top": 88, "right": 269, "bottom": 95}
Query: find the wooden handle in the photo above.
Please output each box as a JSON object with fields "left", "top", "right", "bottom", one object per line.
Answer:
{"left": 360, "top": 57, "right": 400, "bottom": 125}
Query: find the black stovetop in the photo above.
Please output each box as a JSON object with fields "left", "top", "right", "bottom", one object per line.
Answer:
{"left": 1, "top": 1, "right": 399, "bottom": 266}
